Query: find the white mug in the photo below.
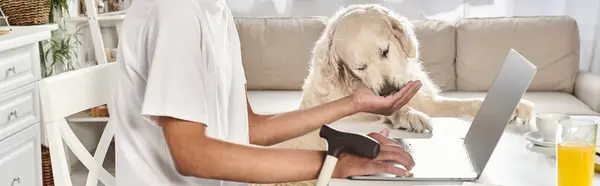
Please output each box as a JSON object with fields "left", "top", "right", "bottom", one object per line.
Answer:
{"left": 535, "top": 113, "right": 570, "bottom": 142}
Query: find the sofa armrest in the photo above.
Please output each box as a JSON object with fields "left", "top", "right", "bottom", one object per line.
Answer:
{"left": 574, "top": 71, "right": 600, "bottom": 112}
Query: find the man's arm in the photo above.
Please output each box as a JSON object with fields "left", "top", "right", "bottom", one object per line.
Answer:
{"left": 247, "top": 94, "right": 356, "bottom": 146}
{"left": 246, "top": 81, "right": 421, "bottom": 146}
{"left": 160, "top": 116, "right": 326, "bottom": 183}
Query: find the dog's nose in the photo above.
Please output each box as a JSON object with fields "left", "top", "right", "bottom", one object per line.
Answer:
{"left": 378, "top": 84, "right": 400, "bottom": 97}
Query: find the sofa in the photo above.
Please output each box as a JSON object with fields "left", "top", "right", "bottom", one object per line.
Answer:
{"left": 234, "top": 16, "right": 600, "bottom": 125}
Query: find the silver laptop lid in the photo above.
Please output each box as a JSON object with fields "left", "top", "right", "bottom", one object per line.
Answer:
{"left": 463, "top": 49, "right": 537, "bottom": 175}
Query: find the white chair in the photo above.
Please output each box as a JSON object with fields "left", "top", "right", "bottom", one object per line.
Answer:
{"left": 39, "top": 62, "right": 117, "bottom": 186}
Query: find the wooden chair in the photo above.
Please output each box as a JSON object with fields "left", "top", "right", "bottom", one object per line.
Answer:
{"left": 39, "top": 62, "right": 117, "bottom": 186}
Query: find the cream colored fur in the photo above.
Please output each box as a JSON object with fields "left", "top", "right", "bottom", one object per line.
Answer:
{"left": 253, "top": 4, "right": 534, "bottom": 186}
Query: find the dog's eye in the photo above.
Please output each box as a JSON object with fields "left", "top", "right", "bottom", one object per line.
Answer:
{"left": 380, "top": 45, "right": 389, "bottom": 58}
{"left": 357, "top": 65, "right": 367, "bottom": 71}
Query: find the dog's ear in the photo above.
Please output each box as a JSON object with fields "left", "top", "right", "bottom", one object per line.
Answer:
{"left": 312, "top": 34, "right": 359, "bottom": 90}
{"left": 311, "top": 6, "right": 361, "bottom": 84}
{"left": 381, "top": 9, "right": 419, "bottom": 59}
{"left": 311, "top": 5, "right": 371, "bottom": 90}
{"left": 337, "top": 60, "right": 360, "bottom": 90}
{"left": 312, "top": 23, "right": 340, "bottom": 84}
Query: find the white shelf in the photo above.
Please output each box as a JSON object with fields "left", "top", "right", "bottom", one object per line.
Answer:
{"left": 67, "top": 111, "right": 109, "bottom": 123}
{"left": 66, "top": 12, "right": 126, "bottom": 27}
{"left": 67, "top": 14, "right": 126, "bottom": 22}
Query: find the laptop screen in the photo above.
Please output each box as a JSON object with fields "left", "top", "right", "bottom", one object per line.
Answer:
{"left": 463, "top": 49, "right": 537, "bottom": 175}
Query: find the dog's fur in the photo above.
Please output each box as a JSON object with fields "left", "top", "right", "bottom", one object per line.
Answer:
{"left": 256, "top": 4, "right": 534, "bottom": 186}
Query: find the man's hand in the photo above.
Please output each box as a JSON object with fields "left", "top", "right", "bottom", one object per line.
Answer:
{"left": 332, "top": 129, "right": 415, "bottom": 178}
{"left": 351, "top": 80, "right": 422, "bottom": 116}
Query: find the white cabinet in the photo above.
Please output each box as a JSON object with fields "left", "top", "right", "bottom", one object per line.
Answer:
{"left": 0, "top": 25, "right": 55, "bottom": 186}
{"left": 0, "top": 124, "right": 41, "bottom": 186}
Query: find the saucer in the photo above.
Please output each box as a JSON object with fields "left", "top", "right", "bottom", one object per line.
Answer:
{"left": 524, "top": 132, "right": 556, "bottom": 147}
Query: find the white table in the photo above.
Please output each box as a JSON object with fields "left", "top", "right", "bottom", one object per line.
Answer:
{"left": 328, "top": 116, "right": 600, "bottom": 186}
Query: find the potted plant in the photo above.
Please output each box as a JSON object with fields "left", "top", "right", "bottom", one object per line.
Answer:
{"left": 40, "top": 20, "right": 83, "bottom": 77}
{"left": 39, "top": 0, "right": 83, "bottom": 77}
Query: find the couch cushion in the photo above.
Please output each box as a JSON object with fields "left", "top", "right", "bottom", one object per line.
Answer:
{"left": 413, "top": 20, "right": 457, "bottom": 91}
{"left": 247, "top": 91, "right": 599, "bottom": 116}
{"left": 455, "top": 16, "right": 580, "bottom": 93}
{"left": 235, "top": 17, "right": 327, "bottom": 90}
{"left": 440, "top": 92, "right": 599, "bottom": 116}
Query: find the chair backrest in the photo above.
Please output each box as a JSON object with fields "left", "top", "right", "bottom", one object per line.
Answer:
{"left": 40, "top": 63, "right": 117, "bottom": 122}
{"left": 39, "top": 62, "right": 118, "bottom": 186}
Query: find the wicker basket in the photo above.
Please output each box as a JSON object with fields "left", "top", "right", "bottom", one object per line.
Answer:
{"left": 42, "top": 145, "right": 54, "bottom": 186}
{"left": 0, "top": 0, "right": 51, "bottom": 26}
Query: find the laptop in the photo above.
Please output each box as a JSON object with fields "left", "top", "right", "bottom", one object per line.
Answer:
{"left": 349, "top": 48, "right": 538, "bottom": 181}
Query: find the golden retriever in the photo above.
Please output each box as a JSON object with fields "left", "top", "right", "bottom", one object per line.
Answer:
{"left": 258, "top": 4, "right": 534, "bottom": 186}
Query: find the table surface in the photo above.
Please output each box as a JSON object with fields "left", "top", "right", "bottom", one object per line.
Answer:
{"left": 328, "top": 115, "right": 600, "bottom": 186}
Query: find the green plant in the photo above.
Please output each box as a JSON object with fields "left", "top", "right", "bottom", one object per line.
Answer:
{"left": 40, "top": 0, "right": 81, "bottom": 77}
{"left": 49, "top": 0, "right": 70, "bottom": 23}
{"left": 40, "top": 20, "right": 83, "bottom": 77}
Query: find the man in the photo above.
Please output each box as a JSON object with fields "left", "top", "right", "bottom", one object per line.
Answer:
{"left": 111, "top": 0, "right": 422, "bottom": 185}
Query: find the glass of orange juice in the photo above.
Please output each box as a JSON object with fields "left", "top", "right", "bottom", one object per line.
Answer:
{"left": 557, "top": 118, "right": 598, "bottom": 186}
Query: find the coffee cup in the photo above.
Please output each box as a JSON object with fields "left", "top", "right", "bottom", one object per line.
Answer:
{"left": 535, "top": 113, "right": 570, "bottom": 142}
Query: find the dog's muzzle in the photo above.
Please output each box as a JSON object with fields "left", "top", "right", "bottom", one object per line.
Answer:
{"left": 377, "top": 80, "right": 401, "bottom": 97}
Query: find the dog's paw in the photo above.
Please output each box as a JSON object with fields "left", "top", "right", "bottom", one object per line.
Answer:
{"left": 389, "top": 110, "right": 433, "bottom": 133}
{"left": 510, "top": 99, "right": 534, "bottom": 124}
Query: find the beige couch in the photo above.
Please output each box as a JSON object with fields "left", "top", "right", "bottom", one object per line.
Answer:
{"left": 235, "top": 16, "right": 600, "bottom": 121}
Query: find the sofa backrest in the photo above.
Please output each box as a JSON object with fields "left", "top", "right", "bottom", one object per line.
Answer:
{"left": 412, "top": 20, "right": 457, "bottom": 91}
{"left": 235, "top": 17, "right": 326, "bottom": 90}
{"left": 456, "top": 16, "right": 580, "bottom": 93}
{"left": 235, "top": 16, "right": 580, "bottom": 93}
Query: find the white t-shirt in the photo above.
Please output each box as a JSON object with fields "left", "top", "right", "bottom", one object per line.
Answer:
{"left": 111, "top": 0, "right": 249, "bottom": 185}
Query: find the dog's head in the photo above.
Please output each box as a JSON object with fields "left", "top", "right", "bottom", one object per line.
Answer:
{"left": 313, "top": 4, "right": 419, "bottom": 96}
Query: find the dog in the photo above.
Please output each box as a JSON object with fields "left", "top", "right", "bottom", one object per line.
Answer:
{"left": 258, "top": 4, "right": 534, "bottom": 186}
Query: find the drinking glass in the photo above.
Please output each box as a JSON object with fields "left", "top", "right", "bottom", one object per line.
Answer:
{"left": 557, "top": 118, "right": 598, "bottom": 186}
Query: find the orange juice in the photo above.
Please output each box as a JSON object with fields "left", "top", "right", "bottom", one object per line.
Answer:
{"left": 557, "top": 142, "right": 595, "bottom": 186}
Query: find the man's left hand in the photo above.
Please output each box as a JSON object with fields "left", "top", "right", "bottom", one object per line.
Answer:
{"left": 351, "top": 80, "right": 422, "bottom": 116}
